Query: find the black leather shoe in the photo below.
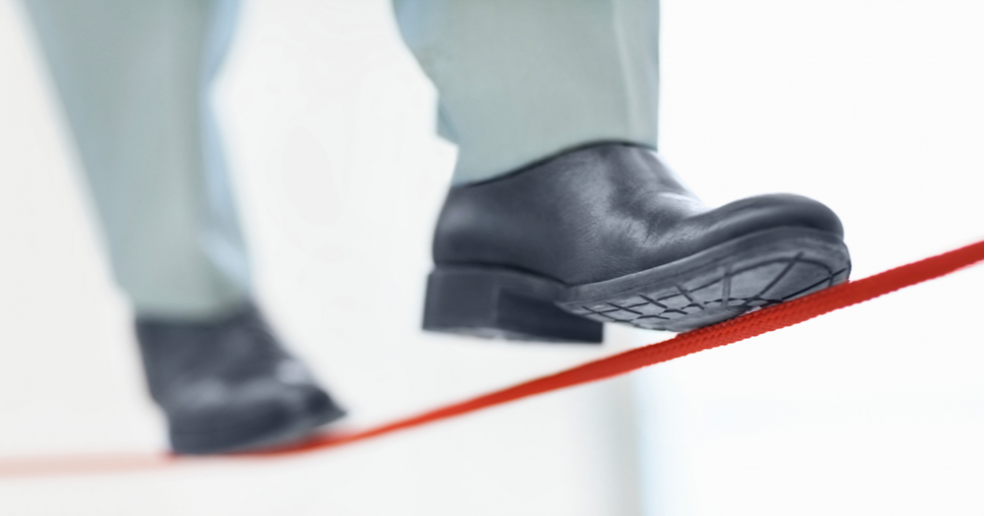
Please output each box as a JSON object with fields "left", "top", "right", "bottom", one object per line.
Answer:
{"left": 136, "top": 303, "right": 345, "bottom": 454}
{"left": 423, "top": 143, "right": 851, "bottom": 342}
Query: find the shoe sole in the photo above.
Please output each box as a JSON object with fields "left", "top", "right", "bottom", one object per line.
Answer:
{"left": 423, "top": 227, "right": 850, "bottom": 342}
{"left": 169, "top": 398, "right": 346, "bottom": 455}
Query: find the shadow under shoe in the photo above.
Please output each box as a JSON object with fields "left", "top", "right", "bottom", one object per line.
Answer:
{"left": 424, "top": 143, "right": 851, "bottom": 343}
{"left": 136, "top": 303, "right": 345, "bottom": 455}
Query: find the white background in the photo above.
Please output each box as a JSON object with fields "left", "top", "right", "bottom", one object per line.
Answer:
{"left": 0, "top": 0, "right": 981, "bottom": 515}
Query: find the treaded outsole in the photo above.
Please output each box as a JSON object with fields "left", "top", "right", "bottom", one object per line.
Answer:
{"left": 559, "top": 245, "right": 850, "bottom": 332}
{"left": 424, "top": 227, "right": 850, "bottom": 340}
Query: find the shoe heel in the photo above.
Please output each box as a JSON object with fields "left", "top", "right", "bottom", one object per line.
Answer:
{"left": 423, "top": 267, "right": 603, "bottom": 344}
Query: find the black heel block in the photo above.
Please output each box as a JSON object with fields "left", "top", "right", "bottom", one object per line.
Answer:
{"left": 422, "top": 267, "right": 603, "bottom": 344}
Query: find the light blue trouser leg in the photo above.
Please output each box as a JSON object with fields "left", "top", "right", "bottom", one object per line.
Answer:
{"left": 393, "top": 0, "right": 661, "bottom": 184}
{"left": 20, "top": 0, "right": 251, "bottom": 319}
{"left": 20, "top": 0, "right": 658, "bottom": 316}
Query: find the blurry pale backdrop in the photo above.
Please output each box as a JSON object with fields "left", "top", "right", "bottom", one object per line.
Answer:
{"left": 0, "top": 0, "right": 981, "bottom": 515}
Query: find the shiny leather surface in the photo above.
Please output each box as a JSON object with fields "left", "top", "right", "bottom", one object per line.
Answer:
{"left": 433, "top": 143, "right": 844, "bottom": 285}
{"left": 136, "top": 303, "right": 343, "bottom": 453}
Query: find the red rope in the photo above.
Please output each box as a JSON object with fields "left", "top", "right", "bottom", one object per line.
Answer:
{"left": 1, "top": 240, "right": 981, "bottom": 477}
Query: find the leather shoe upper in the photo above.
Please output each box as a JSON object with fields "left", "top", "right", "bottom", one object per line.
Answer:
{"left": 433, "top": 143, "right": 843, "bottom": 285}
{"left": 136, "top": 303, "right": 343, "bottom": 453}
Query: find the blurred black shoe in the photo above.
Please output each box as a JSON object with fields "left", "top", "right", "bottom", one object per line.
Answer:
{"left": 423, "top": 142, "right": 851, "bottom": 342}
{"left": 136, "top": 303, "right": 345, "bottom": 455}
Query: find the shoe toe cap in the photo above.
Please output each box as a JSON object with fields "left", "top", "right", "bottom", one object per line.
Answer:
{"left": 167, "top": 380, "right": 343, "bottom": 454}
{"left": 698, "top": 193, "right": 844, "bottom": 240}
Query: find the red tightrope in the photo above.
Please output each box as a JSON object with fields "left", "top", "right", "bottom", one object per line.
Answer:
{"left": 1, "top": 240, "right": 982, "bottom": 478}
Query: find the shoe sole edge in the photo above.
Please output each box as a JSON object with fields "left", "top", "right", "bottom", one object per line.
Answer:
{"left": 424, "top": 226, "right": 850, "bottom": 340}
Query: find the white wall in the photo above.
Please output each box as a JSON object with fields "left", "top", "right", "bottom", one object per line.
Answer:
{"left": 636, "top": 0, "right": 983, "bottom": 514}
